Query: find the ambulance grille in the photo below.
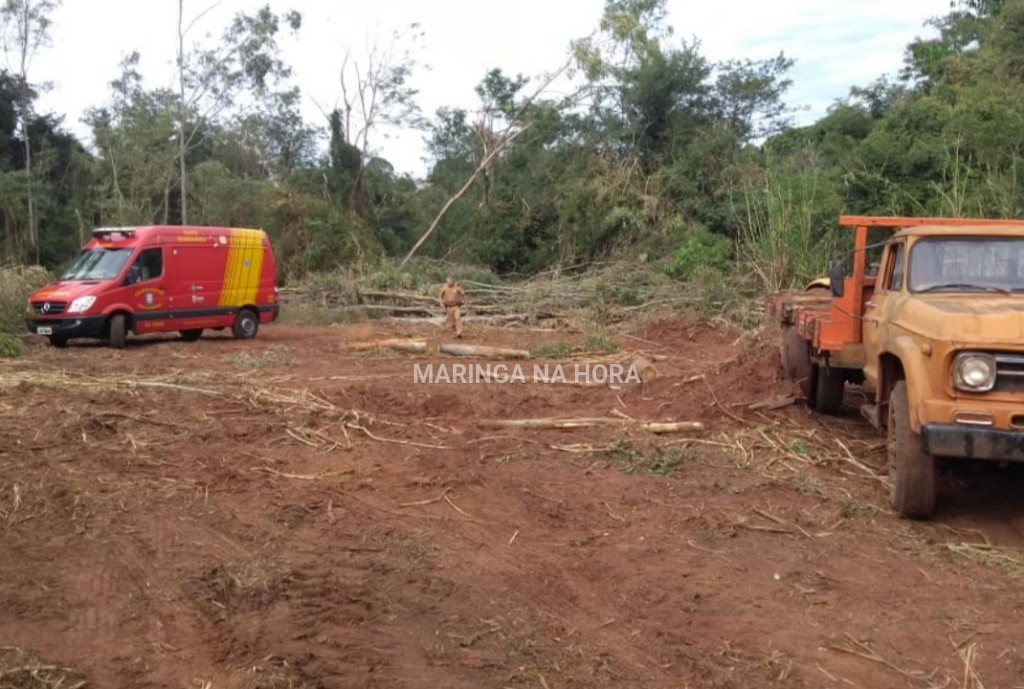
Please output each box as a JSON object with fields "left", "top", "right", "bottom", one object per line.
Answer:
{"left": 31, "top": 301, "right": 66, "bottom": 316}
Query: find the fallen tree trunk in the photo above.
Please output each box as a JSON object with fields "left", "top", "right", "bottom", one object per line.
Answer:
{"left": 478, "top": 418, "right": 704, "bottom": 433}
{"left": 348, "top": 339, "right": 436, "bottom": 354}
{"left": 346, "top": 305, "right": 437, "bottom": 316}
{"left": 439, "top": 343, "right": 532, "bottom": 359}
{"left": 348, "top": 339, "right": 531, "bottom": 360}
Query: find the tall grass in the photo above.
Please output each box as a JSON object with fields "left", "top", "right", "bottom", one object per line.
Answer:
{"left": 733, "top": 147, "right": 847, "bottom": 292}
{"left": 0, "top": 265, "right": 52, "bottom": 332}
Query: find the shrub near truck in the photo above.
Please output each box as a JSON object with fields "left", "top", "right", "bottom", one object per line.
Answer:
{"left": 26, "top": 226, "right": 280, "bottom": 348}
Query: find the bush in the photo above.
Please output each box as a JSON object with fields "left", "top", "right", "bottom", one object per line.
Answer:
{"left": 0, "top": 331, "right": 20, "bottom": 358}
{"left": 0, "top": 265, "right": 53, "bottom": 332}
{"left": 665, "top": 225, "right": 733, "bottom": 281}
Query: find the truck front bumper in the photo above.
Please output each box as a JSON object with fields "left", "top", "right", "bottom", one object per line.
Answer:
{"left": 25, "top": 316, "right": 106, "bottom": 340}
{"left": 921, "top": 424, "right": 1024, "bottom": 462}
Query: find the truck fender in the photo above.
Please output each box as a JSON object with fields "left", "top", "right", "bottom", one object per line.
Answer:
{"left": 879, "top": 335, "right": 931, "bottom": 434}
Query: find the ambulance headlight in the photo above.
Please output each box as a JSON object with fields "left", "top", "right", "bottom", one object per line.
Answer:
{"left": 67, "top": 296, "right": 96, "bottom": 314}
{"left": 953, "top": 352, "right": 996, "bottom": 392}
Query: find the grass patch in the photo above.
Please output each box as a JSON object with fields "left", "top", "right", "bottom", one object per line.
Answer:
{"left": 0, "top": 331, "right": 20, "bottom": 358}
{"left": 606, "top": 440, "right": 688, "bottom": 477}
{"left": 530, "top": 342, "right": 573, "bottom": 360}
{"left": 225, "top": 346, "right": 292, "bottom": 369}
{"left": 583, "top": 334, "right": 619, "bottom": 354}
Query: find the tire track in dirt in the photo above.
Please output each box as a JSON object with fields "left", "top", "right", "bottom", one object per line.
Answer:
{"left": 332, "top": 486, "right": 731, "bottom": 687}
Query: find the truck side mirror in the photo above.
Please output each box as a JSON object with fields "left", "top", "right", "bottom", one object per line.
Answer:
{"left": 828, "top": 260, "right": 845, "bottom": 298}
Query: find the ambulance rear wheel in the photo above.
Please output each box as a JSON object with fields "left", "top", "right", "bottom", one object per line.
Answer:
{"left": 180, "top": 329, "right": 203, "bottom": 342}
{"left": 109, "top": 314, "right": 127, "bottom": 349}
{"left": 232, "top": 309, "right": 258, "bottom": 340}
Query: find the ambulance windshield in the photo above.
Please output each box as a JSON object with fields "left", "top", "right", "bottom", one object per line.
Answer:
{"left": 61, "top": 248, "right": 133, "bottom": 281}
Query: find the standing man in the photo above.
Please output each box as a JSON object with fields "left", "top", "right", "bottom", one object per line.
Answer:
{"left": 438, "top": 276, "right": 465, "bottom": 338}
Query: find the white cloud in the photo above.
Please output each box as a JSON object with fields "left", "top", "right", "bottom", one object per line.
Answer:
{"left": 26, "top": 0, "right": 946, "bottom": 178}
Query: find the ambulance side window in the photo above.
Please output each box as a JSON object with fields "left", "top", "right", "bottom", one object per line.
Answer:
{"left": 124, "top": 248, "right": 163, "bottom": 285}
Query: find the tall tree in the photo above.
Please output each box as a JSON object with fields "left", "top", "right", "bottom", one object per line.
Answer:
{"left": 0, "top": 0, "right": 60, "bottom": 262}
{"left": 330, "top": 23, "right": 427, "bottom": 218}
{"left": 175, "top": 2, "right": 301, "bottom": 223}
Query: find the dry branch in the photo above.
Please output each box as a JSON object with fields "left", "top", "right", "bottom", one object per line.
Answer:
{"left": 347, "top": 423, "right": 450, "bottom": 450}
{"left": 478, "top": 417, "right": 704, "bottom": 433}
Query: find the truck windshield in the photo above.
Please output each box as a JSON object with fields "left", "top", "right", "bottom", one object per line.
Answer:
{"left": 908, "top": 238, "right": 1024, "bottom": 293}
{"left": 60, "top": 248, "right": 133, "bottom": 281}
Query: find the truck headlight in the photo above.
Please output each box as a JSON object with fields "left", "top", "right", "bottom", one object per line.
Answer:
{"left": 67, "top": 296, "right": 96, "bottom": 314}
{"left": 953, "top": 352, "right": 996, "bottom": 392}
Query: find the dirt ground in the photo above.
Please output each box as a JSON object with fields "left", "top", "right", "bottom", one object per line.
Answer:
{"left": 2, "top": 315, "right": 1024, "bottom": 689}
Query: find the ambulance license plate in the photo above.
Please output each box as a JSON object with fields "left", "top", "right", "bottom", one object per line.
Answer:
{"left": 36, "top": 326, "right": 52, "bottom": 336}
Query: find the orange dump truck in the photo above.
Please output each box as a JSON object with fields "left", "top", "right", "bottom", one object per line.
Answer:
{"left": 767, "top": 215, "right": 1024, "bottom": 519}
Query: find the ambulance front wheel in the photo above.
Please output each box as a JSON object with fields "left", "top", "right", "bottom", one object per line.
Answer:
{"left": 109, "top": 314, "right": 127, "bottom": 349}
{"left": 232, "top": 309, "right": 259, "bottom": 340}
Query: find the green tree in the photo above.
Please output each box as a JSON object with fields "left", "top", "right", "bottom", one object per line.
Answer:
{"left": 0, "top": 0, "right": 60, "bottom": 262}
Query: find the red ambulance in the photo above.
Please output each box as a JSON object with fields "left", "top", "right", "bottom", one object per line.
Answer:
{"left": 25, "top": 225, "right": 280, "bottom": 348}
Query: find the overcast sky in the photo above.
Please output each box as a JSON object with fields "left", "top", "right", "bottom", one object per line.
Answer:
{"left": 21, "top": 0, "right": 946, "bottom": 178}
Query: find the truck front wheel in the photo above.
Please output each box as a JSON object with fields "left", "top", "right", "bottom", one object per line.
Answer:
{"left": 888, "top": 381, "right": 937, "bottom": 519}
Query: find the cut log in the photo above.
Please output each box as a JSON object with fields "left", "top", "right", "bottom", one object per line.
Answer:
{"left": 478, "top": 418, "right": 704, "bottom": 432}
{"left": 747, "top": 395, "right": 797, "bottom": 412}
{"left": 639, "top": 422, "right": 705, "bottom": 434}
{"left": 439, "top": 343, "right": 532, "bottom": 359}
{"left": 348, "top": 339, "right": 436, "bottom": 354}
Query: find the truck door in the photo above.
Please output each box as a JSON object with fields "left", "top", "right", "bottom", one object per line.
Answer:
{"left": 862, "top": 240, "right": 907, "bottom": 395}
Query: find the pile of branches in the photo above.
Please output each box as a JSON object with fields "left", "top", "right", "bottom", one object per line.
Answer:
{"left": 280, "top": 263, "right": 764, "bottom": 328}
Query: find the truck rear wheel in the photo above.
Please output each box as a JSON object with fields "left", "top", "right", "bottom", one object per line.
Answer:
{"left": 781, "top": 325, "right": 814, "bottom": 399}
{"left": 109, "top": 314, "right": 127, "bottom": 350}
{"left": 232, "top": 309, "right": 258, "bottom": 340}
{"left": 813, "top": 365, "right": 845, "bottom": 414}
{"left": 888, "top": 381, "right": 936, "bottom": 519}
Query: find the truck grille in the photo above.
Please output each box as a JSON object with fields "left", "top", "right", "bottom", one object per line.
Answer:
{"left": 994, "top": 354, "right": 1024, "bottom": 394}
{"left": 31, "top": 301, "right": 67, "bottom": 316}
